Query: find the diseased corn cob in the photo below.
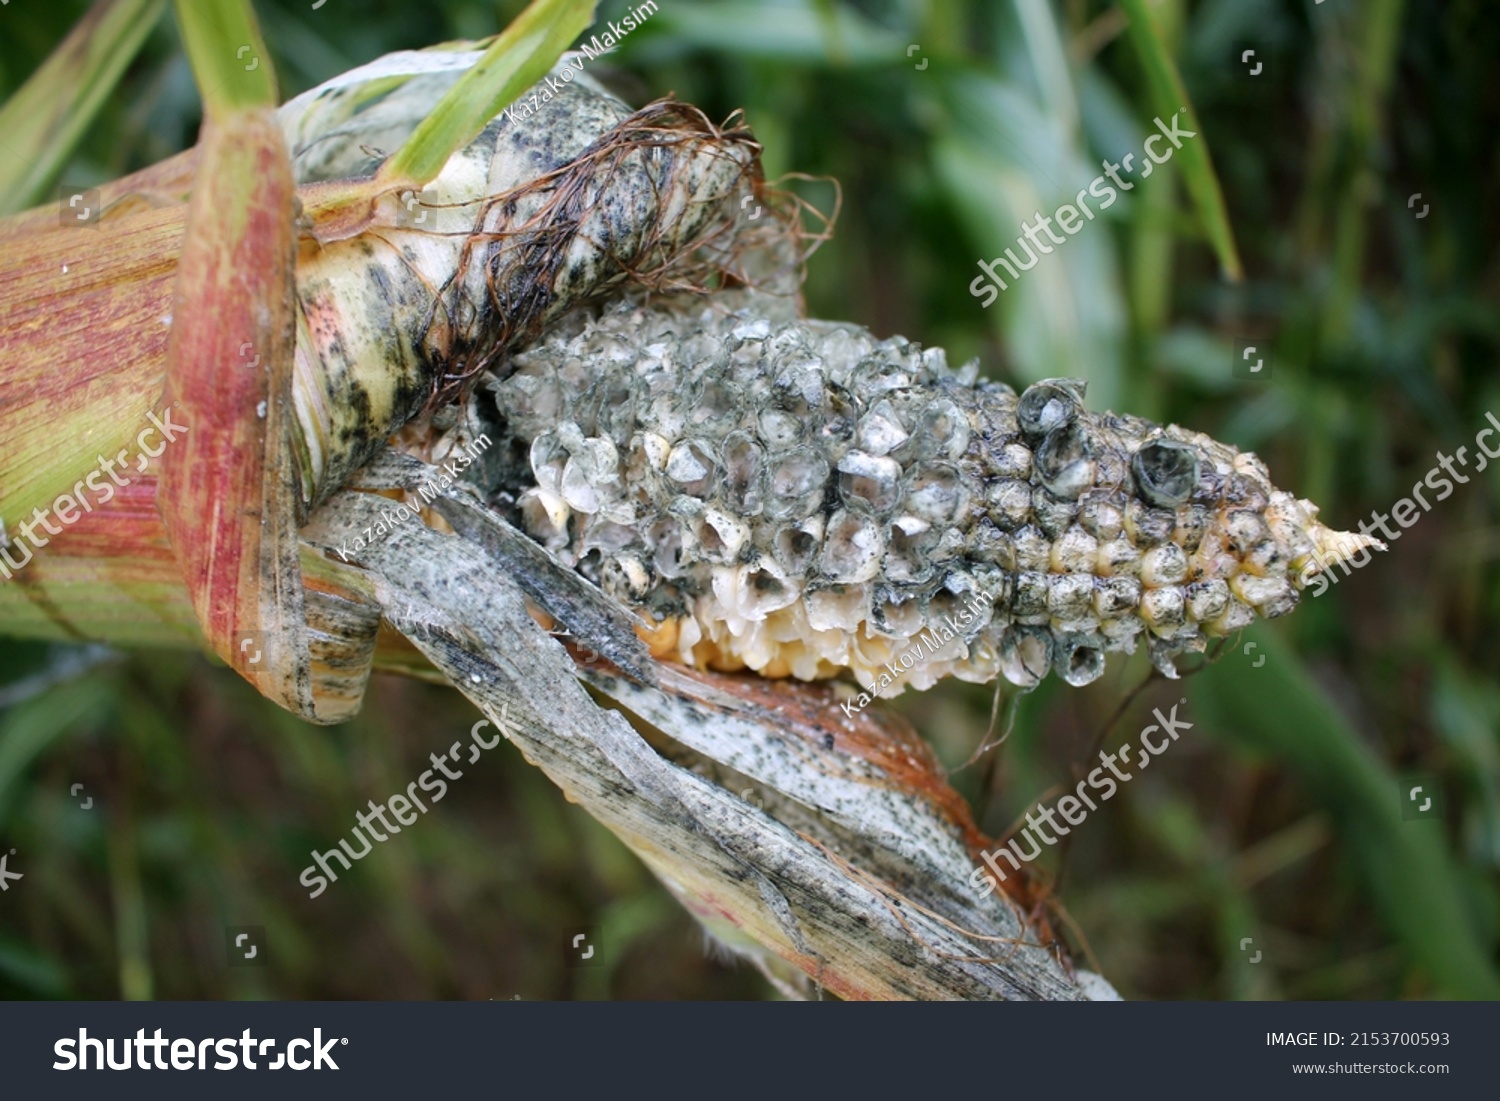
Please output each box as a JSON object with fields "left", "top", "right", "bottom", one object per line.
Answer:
{"left": 479, "top": 294, "right": 1376, "bottom": 698}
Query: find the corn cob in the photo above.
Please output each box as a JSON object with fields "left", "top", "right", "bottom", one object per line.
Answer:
{"left": 481, "top": 294, "right": 1377, "bottom": 697}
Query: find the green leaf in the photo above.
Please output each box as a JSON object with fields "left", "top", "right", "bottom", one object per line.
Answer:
{"left": 1118, "top": 0, "right": 1243, "bottom": 282}
{"left": 0, "top": 0, "right": 168, "bottom": 214}
{"left": 173, "top": 0, "right": 278, "bottom": 118}
{"left": 1196, "top": 625, "right": 1500, "bottom": 998}
{"left": 379, "top": 0, "right": 598, "bottom": 191}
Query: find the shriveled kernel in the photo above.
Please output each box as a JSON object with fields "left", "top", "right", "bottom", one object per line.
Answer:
{"left": 1210, "top": 599, "right": 1258, "bottom": 636}
{"left": 774, "top": 514, "right": 824, "bottom": 576}
{"left": 914, "top": 398, "right": 971, "bottom": 461}
{"left": 1131, "top": 438, "right": 1200, "bottom": 508}
{"left": 819, "top": 509, "right": 885, "bottom": 583}
{"left": 837, "top": 450, "right": 903, "bottom": 513}
{"left": 1054, "top": 635, "right": 1107, "bottom": 687}
{"left": 1017, "top": 378, "right": 1085, "bottom": 441}
{"left": 905, "top": 462, "right": 968, "bottom": 525}
{"left": 856, "top": 400, "right": 909, "bottom": 456}
{"left": 1094, "top": 575, "right": 1141, "bottom": 619}
{"left": 1013, "top": 525, "right": 1052, "bottom": 572}
{"left": 986, "top": 479, "right": 1033, "bottom": 529}
{"left": 1140, "top": 586, "right": 1187, "bottom": 634}
{"left": 1035, "top": 422, "right": 1095, "bottom": 500}
{"left": 1012, "top": 572, "right": 1050, "bottom": 621}
{"left": 999, "top": 626, "right": 1052, "bottom": 687}
{"left": 1141, "top": 543, "right": 1189, "bottom": 588}
{"left": 665, "top": 438, "right": 718, "bottom": 495}
{"left": 766, "top": 448, "right": 829, "bottom": 521}
{"left": 1047, "top": 573, "right": 1095, "bottom": 622}
{"left": 1185, "top": 579, "right": 1230, "bottom": 622}
{"left": 1232, "top": 572, "right": 1291, "bottom": 610}
{"left": 721, "top": 431, "right": 765, "bottom": 516}
{"left": 1051, "top": 526, "right": 1099, "bottom": 573}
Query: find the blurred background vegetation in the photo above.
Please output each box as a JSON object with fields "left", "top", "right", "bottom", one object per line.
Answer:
{"left": 1, "top": 0, "right": 1497, "bottom": 1000}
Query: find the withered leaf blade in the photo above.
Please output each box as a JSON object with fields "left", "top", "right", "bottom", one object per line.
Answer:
{"left": 305, "top": 487, "right": 1105, "bottom": 1000}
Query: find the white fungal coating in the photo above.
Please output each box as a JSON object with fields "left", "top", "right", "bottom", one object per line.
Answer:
{"left": 486, "top": 296, "right": 1376, "bottom": 696}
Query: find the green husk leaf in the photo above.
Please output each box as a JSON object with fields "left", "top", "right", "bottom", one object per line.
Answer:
{"left": 378, "top": 0, "right": 597, "bottom": 190}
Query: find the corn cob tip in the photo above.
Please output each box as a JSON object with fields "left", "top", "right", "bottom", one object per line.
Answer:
{"left": 1294, "top": 505, "right": 1386, "bottom": 584}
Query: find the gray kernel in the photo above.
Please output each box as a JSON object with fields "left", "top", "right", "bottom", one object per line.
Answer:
{"left": 1017, "top": 378, "right": 1086, "bottom": 441}
{"left": 819, "top": 509, "right": 885, "bottom": 584}
{"left": 1094, "top": 575, "right": 1141, "bottom": 619}
{"left": 856, "top": 400, "right": 910, "bottom": 456}
{"left": 1013, "top": 525, "right": 1052, "bottom": 573}
{"left": 1124, "top": 499, "right": 1176, "bottom": 547}
{"left": 1047, "top": 573, "right": 1095, "bottom": 621}
{"left": 999, "top": 626, "right": 1052, "bottom": 688}
{"left": 1140, "top": 586, "right": 1187, "bottom": 633}
{"left": 1032, "top": 490, "right": 1077, "bottom": 537}
{"left": 1077, "top": 492, "right": 1125, "bottom": 541}
{"left": 1051, "top": 526, "right": 1100, "bottom": 573}
{"left": 1225, "top": 510, "right": 1271, "bottom": 555}
{"left": 837, "top": 450, "right": 904, "bottom": 514}
{"left": 1185, "top": 579, "right": 1230, "bottom": 622}
{"left": 1035, "top": 421, "right": 1096, "bottom": 500}
{"left": 1012, "top": 571, "right": 1050, "bottom": 621}
{"left": 1140, "top": 543, "right": 1189, "bottom": 587}
{"left": 988, "top": 442, "right": 1033, "bottom": 480}
{"left": 904, "top": 462, "right": 969, "bottom": 526}
{"left": 986, "top": 478, "right": 1032, "bottom": 530}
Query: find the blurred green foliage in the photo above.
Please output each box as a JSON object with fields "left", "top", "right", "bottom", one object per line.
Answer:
{"left": 1, "top": 0, "right": 1497, "bottom": 1000}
